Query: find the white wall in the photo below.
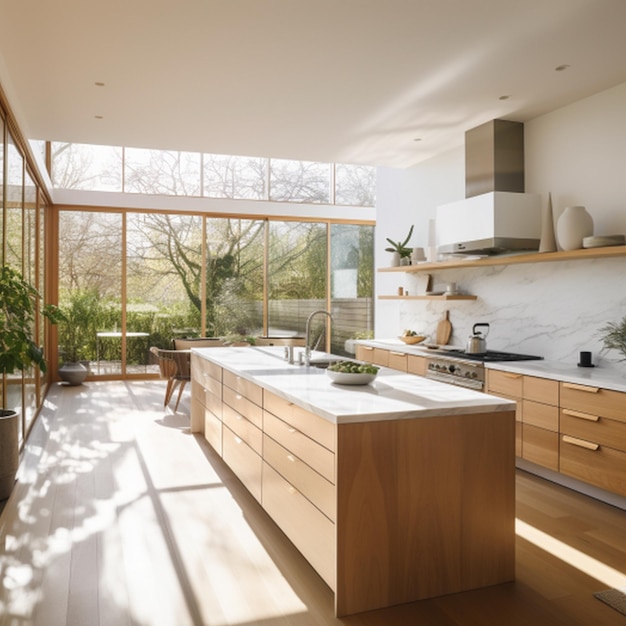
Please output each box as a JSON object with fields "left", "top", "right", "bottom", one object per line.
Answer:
{"left": 375, "top": 81, "right": 626, "bottom": 371}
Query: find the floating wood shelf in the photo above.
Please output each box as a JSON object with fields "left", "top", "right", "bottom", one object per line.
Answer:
{"left": 377, "top": 244, "right": 626, "bottom": 273}
{"left": 378, "top": 294, "right": 478, "bottom": 301}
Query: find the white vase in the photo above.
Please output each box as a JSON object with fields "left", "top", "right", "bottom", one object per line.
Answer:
{"left": 390, "top": 251, "right": 401, "bottom": 267}
{"left": 556, "top": 205, "right": 593, "bottom": 251}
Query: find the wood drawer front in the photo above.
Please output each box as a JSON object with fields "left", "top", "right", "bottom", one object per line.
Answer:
{"left": 191, "top": 364, "right": 222, "bottom": 397}
{"left": 263, "top": 390, "right": 335, "bottom": 452}
{"left": 355, "top": 344, "right": 374, "bottom": 362}
{"left": 192, "top": 397, "right": 222, "bottom": 456}
{"left": 560, "top": 436, "right": 626, "bottom": 497}
{"left": 523, "top": 376, "right": 559, "bottom": 405}
{"left": 222, "top": 425, "right": 262, "bottom": 502}
{"left": 560, "top": 382, "right": 626, "bottom": 423}
{"left": 262, "top": 462, "right": 335, "bottom": 589}
{"left": 516, "top": 421, "right": 522, "bottom": 457}
{"left": 263, "top": 411, "right": 335, "bottom": 483}
{"left": 222, "top": 403, "right": 262, "bottom": 455}
{"left": 407, "top": 354, "right": 426, "bottom": 377}
{"left": 522, "top": 424, "right": 559, "bottom": 471}
{"left": 486, "top": 370, "right": 523, "bottom": 399}
{"left": 192, "top": 380, "right": 222, "bottom": 420}
{"left": 371, "top": 348, "right": 390, "bottom": 367}
{"left": 522, "top": 399, "right": 559, "bottom": 431}
{"left": 489, "top": 392, "right": 521, "bottom": 422}
{"left": 263, "top": 434, "right": 336, "bottom": 522}
{"left": 223, "top": 369, "right": 263, "bottom": 406}
{"left": 387, "top": 351, "right": 408, "bottom": 372}
{"left": 191, "top": 354, "right": 222, "bottom": 385}
{"left": 560, "top": 409, "right": 626, "bottom": 453}
{"left": 223, "top": 385, "right": 263, "bottom": 429}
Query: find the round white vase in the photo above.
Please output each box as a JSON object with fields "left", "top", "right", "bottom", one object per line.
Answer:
{"left": 556, "top": 205, "right": 593, "bottom": 251}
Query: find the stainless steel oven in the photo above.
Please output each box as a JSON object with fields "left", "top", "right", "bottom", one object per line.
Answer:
{"left": 425, "top": 350, "right": 542, "bottom": 391}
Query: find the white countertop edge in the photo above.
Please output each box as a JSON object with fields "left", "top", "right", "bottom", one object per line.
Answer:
{"left": 192, "top": 346, "right": 516, "bottom": 425}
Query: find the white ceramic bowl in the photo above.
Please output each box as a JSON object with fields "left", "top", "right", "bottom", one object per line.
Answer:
{"left": 326, "top": 369, "right": 378, "bottom": 385}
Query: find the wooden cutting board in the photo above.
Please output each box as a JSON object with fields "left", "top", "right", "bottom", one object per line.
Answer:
{"left": 435, "top": 310, "right": 452, "bottom": 345}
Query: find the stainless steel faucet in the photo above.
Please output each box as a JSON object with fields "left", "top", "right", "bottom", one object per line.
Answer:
{"left": 304, "top": 309, "right": 333, "bottom": 366}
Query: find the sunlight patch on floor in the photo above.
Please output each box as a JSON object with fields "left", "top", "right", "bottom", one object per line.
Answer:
{"left": 516, "top": 518, "right": 626, "bottom": 589}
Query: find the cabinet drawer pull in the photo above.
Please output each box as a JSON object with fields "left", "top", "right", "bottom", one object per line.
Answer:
{"left": 362, "top": 346, "right": 374, "bottom": 351}
{"left": 562, "top": 409, "right": 599, "bottom": 422}
{"left": 502, "top": 373, "right": 522, "bottom": 379}
{"left": 286, "top": 454, "right": 296, "bottom": 463}
{"left": 563, "top": 382, "right": 599, "bottom": 393}
{"left": 562, "top": 435, "right": 599, "bottom": 451}
{"left": 390, "top": 351, "right": 406, "bottom": 357}
{"left": 234, "top": 436, "right": 242, "bottom": 445}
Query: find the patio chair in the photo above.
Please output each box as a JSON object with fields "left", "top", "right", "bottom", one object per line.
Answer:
{"left": 150, "top": 346, "right": 191, "bottom": 412}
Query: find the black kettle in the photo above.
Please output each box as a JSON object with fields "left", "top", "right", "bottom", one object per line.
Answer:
{"left": 466, "top": 323, "right": 490, "bottom": 354}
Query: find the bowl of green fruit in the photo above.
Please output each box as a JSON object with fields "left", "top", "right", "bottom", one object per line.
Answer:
{"left": 326, "top": 360, "right": 380, "bottom": 385}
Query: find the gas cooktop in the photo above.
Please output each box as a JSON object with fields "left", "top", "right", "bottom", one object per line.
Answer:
{"left": 437, "top": 349, "right": 543, "bottom": 363}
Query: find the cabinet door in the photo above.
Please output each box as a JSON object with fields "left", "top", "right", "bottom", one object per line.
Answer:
{"left": 387, "top": 351, "right": 408, "bottom": 372}
{"left": 486, "top": 370, "right": 523, "bottom": 398}
{"left": 522, "top": 399, "right": 558, "bottom": 431}
{"left": 522, "top": 424, "right": 559, "bottom": 471}
{"left": 560, "top": 435, "right": 626, "bottom": 497}
{"left": 262, "top": 462, "right": 335, "bottom": 589}
{"left": 222, "top": 425, "right": 262, "bottom": 502}
{"left": 523, "top": 376, "right": 559, "bottom": 405}
{"left": 355, "top": 344, "right": 375, "bottom": 362}
{"left": 407, "top": 354, "right": 426, "bottom": 376}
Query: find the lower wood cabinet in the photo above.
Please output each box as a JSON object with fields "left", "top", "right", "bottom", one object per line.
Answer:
{"left": 222, "top": 424, "right": 262, "bottom": 502}
{"left": 559, "top": 382, "right": 626, "bottom": 497}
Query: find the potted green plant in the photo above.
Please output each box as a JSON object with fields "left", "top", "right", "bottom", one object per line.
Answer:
{"left": 599, "top": 316, "right": 626, "bottom": 362}
{"left": 0, "top": 264, "right": 65, "bottom": 499}
{"left": 385, "top": 225, "right": 414, "bottom": 266}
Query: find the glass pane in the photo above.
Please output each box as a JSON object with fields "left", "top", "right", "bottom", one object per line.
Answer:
{"left": 330, "top": 224, "right": 374, "bottom": 356}
{"left": 203, "top": 153, "right": 267, "bottom": 200}
{"left": 124, "top": 148, "right": 201, "bottom": 196}
{"left": 126, "top": 213, "right": 203, "bottom": 373}
{"left": 267, "top": 221, "right": 327, "bottom": 345}
{"left": 23, "top": 170, "right": 38, "bottom": 432}
{"left": 58, "top": 211, "right": 123, "bottom": 376}
{"left": 0, "top": 115, "right": 4, "bottom": 251}
{"left": 270, "top": 159, "right": 331, "bottom": 203}
{"left": 335, "top": 164, "right": 376, "bottom": 206}
{"left": 205, "top": 218, "right": 265, "bottom": 339}
{"left": 51, "top": 142, "right": 122, "bottom": 191}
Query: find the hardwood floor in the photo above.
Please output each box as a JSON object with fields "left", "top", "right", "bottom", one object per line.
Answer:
{"left": 0, "top": 380, "right": 624, "bottom": 625}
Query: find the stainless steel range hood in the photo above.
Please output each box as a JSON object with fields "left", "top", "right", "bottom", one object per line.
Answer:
{"left": 436, "top": 120, "right": 541, "bottom": 255}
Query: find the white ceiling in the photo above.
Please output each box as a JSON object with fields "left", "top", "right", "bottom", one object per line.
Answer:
{"left": 1, "top": 0, "right": 626, "bottom": 169}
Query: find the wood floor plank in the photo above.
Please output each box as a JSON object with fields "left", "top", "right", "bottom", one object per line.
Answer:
{"left": 0, "top": 380, "right": 625, "bottom": 626}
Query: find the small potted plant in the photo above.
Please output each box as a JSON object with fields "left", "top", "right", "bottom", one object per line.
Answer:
{"left": 0, "top": 264, "right": 65, "bottom": 499}
{"left": 385, "top": 225, "right": 414, "bottom": 266}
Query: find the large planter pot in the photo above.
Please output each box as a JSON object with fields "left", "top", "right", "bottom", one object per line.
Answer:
{"left": 59, "top": 361, "right": 89, "bottom": 386}
{"left": 0, "top": 410, "right": 19, "bottom": 500}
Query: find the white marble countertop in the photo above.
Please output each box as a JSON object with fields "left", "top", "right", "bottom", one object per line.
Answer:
{"left": 192, "top": 346, "right": 515, "bottom": 424}
{"left": 358, "top": 339, "right": 626, "bottom": 393}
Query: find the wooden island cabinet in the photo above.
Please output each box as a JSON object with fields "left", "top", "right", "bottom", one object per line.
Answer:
{"left": 191, "top": 347, "right": 516, "bottom": 617}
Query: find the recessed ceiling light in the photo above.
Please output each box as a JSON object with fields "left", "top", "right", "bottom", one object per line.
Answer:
{"left": 555, "top": 64, "right": 570, "bottom": 72}
{"left": 499, "top": 95, "right": 510, "bottom": 101}
{"left": 413, "top": 138, "right": 422, "bottom": 142}
{"left": 94, "top": 115, "right": 103, "bottom": 119}
{"left": 95, "top": 82, "right": 105, "bottom": 87}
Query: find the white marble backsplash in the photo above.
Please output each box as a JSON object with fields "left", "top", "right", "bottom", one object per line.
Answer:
{"left": 378, "top": 256, "right": 626, "bottom": 372}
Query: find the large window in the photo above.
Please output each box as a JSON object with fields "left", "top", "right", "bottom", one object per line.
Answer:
{"left": 56, "top": 209, "right": 374, "bottom": 374}
{"left": 50, "top": 142, "right": 376, "bottom": 207}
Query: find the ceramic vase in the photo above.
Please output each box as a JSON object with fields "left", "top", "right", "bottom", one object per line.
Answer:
{"left": 59, "top": 362, "right": 89, "bottom": 386}
{"left": 556, "top": 205, "right": 593, "bottom": 251}
{"left": 539, "top": 192, "right": 557, "bottom": 252}
{"left": 390, "top": 251, "right": 401, "bottom": 267}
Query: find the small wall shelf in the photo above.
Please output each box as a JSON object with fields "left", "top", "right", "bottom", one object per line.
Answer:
{"left": 378, "top": 294, "right": 477, "bottom": 301}
{"left": 377, "top": 244, "right": 626, "bottom": 273}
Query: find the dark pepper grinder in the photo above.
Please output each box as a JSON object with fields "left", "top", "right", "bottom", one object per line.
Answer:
{"left": 578, "top": 351, "right": 594, "bottom": 368}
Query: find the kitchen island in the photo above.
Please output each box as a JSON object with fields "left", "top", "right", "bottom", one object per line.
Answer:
{"left": 190, "top": 346, "right": 517, "bottom": 616}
